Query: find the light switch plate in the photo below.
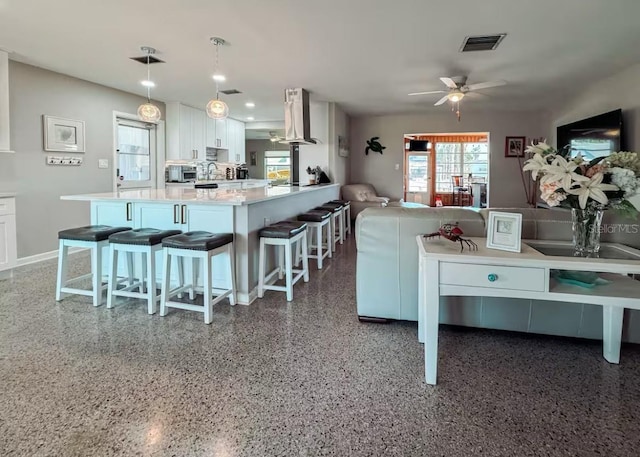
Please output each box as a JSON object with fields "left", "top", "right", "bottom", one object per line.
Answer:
{"left": 98, "top": 159, "right": 109, "bottom": 169}
{"left": 394, "top": 163, "right": 400, "bottom": 170}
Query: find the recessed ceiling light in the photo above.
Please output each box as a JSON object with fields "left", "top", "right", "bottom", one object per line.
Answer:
{"left": 247, "top": 116, "right": 254, "bottom": 121}
{"left": 245, "top": 102, "right": 255, "bottom": 108}
{"left": 141, "top": 80, "right": 155, "bottom": 87}
{"left": 213, "top": 74, "right": 226, "bottom": 82}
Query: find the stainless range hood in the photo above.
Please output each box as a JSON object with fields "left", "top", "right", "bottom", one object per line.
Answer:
{"left": 281, "top": 88, "right": 317, "bottom": 145}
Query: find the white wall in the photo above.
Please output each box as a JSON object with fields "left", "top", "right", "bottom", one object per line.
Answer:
{"left": 0, "top": 61, "right": 165, "bottom": 258}
{"left": 349, "top": 110, "right": 546, "bottom": 207}
{"left": 328, "top": 102, "right": 350, "bottom": 187}
{"left": 548, "top": 62, "right": 640, "bottom": 150}
{"left": 298, "top": 101, "right": 329, "bottom": 184}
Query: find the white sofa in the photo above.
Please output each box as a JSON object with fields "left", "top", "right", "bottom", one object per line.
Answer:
{"left": 355, "top": 206, "right": 640, "bottom": 343}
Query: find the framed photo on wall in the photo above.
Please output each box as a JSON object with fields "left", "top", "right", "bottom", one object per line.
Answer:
{"left": 504, "top": 136, "right": 525, "bottom": 158}
{"left": 338, "top": 135, "right": 349, "bottom": 157}
{"left": 486, "top": 211, "right": 522, "bottom": 252}
{"left": 43, "top": 115, "right": 86, "bottom": 152}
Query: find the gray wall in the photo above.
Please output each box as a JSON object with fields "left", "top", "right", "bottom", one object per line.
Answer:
{"left": 0, "top": 61, "right": 165, "bottom": 258}
{"left": 328, "top": 102, "right": 350, "bottom": 189}
{"left": 348, "top": 110, "right": 546, "bottom": 207}
{"left": 245, "top": 139, "right": 273, "bottom": 179}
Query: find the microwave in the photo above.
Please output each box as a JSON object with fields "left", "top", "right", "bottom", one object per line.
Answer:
{"left": 166, "top": 165, "right": 197, "bottom": 183}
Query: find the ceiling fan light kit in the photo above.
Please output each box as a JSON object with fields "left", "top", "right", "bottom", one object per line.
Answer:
{"left": 206, "top": 37, "right": 229, "bottom": 120}
{"left": 136, "top": 46, "right": 162, "bottom": 122}
{"left": 408, "top": 75, "right": 507, "bottom": 121}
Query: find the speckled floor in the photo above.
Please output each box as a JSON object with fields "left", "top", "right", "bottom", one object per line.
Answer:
{"left": 1, "top": 237, "right": 640, "bottom": 456}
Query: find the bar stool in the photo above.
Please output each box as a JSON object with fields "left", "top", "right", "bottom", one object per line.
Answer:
{"left": 314, "top": 202, "right": 344, "bottom": 252}
{"left": 297, "top": 210, "right": 332, "bottom": 269}
{"left": 159, "top": 231, "right": 236, "bottom": 324}
{"left": 56, "top": 225, "right": 131, "bottom": 307}
{"left": 106, "top": 228, "right": 181, "bottom": 315}
{"left": 329, "top": 200, "right": 351, "bottom": 237}
{"left": 258, "top": 221, "right": 309, "bottom": 302}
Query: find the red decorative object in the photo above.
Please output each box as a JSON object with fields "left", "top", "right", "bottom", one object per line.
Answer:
{"left": 423, "top": 222, "right": 478, "bottom": 252}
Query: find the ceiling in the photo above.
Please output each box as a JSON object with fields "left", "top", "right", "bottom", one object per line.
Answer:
{"left": 1, "top": 0, "right": 640, "bottom": 122}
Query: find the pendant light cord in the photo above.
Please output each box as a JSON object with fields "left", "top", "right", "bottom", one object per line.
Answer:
{"left": 214, "top": 43, "right": 220, "bottom": 99}
{"left": 146, "top": 52, "right": 151, "bottom": 103}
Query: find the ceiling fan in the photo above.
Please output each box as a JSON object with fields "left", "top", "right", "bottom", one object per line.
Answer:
{"left": 408, "top": 76, "right": 506, "bottom": 120}
{"left": 268, "top": 131, "right": 284, "bottom": 142}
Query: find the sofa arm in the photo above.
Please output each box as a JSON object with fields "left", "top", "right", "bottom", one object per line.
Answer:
{"left": 367, "top": 196, "right": 390, "bottom": 204}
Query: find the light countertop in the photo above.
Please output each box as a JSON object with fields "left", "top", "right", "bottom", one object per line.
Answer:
{"left": 0, "top": 192, "right": 16, "bottom": 198}
{"left": 61, "top": 183, "right": 340, "bottom": 206}
{"left": 165, "top": 179, "right": 268, "bottom": 185}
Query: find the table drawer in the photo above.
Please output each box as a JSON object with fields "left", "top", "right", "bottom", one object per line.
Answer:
{"left": 440, "top": 262, "right": 545, "bottom": 292}
{"left": 0, "top": 197, "right": 15, "bottom": 216}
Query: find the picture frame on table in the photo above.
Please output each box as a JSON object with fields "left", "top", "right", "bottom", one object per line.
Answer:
{"left": 504, "top": 136, "right": 525, "bottom": 158}
{"left": 43, "top": 115, "right": 85, "bottom": 153}
{"left": 486, "top": 211, "right": 522, "bottom": 253}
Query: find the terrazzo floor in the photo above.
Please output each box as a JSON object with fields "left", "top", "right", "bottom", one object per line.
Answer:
{"left": 1, "top": 236, "right": 640, "bottom": 456}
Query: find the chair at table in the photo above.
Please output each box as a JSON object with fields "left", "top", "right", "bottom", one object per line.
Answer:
{"left": 451, "top": 175, "right": 470, "bottom": 206}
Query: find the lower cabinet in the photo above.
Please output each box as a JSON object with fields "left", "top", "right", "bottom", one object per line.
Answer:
{"left": 0, "top": 197, "right": 17, "bottom": 275}
{"left": 92, "top": 200, "right": 234, "bottom": 288}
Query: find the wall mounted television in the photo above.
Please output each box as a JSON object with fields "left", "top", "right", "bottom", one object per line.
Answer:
{"left": 409, "top": 140, "right": 431, "bottom": 151}
{"left": 556, "top": 109, "right": 623, "bottom": 160}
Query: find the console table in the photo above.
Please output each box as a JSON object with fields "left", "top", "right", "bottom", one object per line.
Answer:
{"left": 416, "top": 237, "right": 640, "bottom": 385}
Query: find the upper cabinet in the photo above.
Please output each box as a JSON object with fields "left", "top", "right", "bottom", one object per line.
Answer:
{"left": 227, "top": 119, "right": 246, "bottom": 163}
{"left": 206, "top": 118, "right": 228, "bottom": 149}
{"left": 166, "top": 102, "right": 206, "bottom": 161}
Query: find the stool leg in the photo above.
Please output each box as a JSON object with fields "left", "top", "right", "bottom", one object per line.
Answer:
{"left": 203, "top": 253, "right": 213, "bottom": 324}
{"left": 278, "top": 245, "right": 284, "bottom": 280}
{"left": 316, "top": 223, "right": 323, "bottom": 269}
{"left": 107, "top": 244, "right": 118, "bottom": 309}
{"left": 160, "top": 249, "right": 171, "bottom": 317}
{"left": 91, "top": 243, "right": 103, "bottom": 307}
{"left": 126, "top": 252, "right": 136, "bottom": 290}
{"left": 325, "top": 222, "right": 332, "bottom": 259}
{"left": 189, "top": 257, "right": 196, "bottom": 300}
{"left": 301, "top": 231, "right": 309, "bottom": 283}
{"left": 284, "top": 240, "right": 293, "bottom": 302}
{"left": 146, "top": 250, "right": 157, "bottom": 315}
{"left": 140, "top": 253, "right": 146, "bottom": 293}
{"left": 339, "top": 212, "right": 344, "bottom": 245}
{"left": 176, "top": 256, "right": 184, "bottom": 299}
{"left": 55, "top": 240, "right": 68, "bottom": 301}
{"left": 227, "top": 243, "right": 236, "bottom": 306}
{"left": 258, "top": 238, "right": 266, "bottom": 298}
{"left": 346, "top": 206, "right": 351, "bottom": 236}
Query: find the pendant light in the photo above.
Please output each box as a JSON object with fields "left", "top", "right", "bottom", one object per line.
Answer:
{"left": 137, "top": 46, "right": 162, "bottom": 122}
{"left": 206, "top": 37, "right": 229, "bottom": 119}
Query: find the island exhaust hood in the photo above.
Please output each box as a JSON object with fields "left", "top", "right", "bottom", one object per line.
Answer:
{"left": 281, "top": 88, "right": 317, "bottom": 145}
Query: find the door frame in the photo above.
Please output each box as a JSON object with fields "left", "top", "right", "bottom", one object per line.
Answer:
{"left": 112, "top": 111, "right": 165, "bottom": 192}
{"left": 403, "top": 150, "right": 431, "bottom": 205}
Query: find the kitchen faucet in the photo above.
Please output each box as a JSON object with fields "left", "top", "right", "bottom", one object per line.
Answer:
{"left": 206, "top": 161, "right": 218, "bottom": 180}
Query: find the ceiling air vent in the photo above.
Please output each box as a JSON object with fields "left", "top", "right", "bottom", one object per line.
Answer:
{"left": 460, "top": 34, "right": 506, "bottom": 52}
{"left": 130, "top": 55, "right": 164, "bottom": 64}
{"left": 220, "top": 89, "right": 242, "bottom": 95}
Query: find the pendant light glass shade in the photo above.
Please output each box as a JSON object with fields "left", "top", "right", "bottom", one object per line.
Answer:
{"left": 206, "top": 37, "right": 229, "bottom": 120}
{"left": 138, "top": 103, "right": 162, "bottom": 122}
{"left": 137, "top": 46, "right": 161, "bottom": 122}
{"left": 206, "top": 98, "right": 229, "bottom": 119}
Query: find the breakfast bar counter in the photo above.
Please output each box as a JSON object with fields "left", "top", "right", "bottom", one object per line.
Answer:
{"left": 61, "top": 184, "right": 340, "bottom": 304}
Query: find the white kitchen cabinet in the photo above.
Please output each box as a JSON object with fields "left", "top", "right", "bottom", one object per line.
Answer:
{"left": 226, "top": 118, "right": 246, "bottom": 163}
{"left": 205, "top": 117, "right": 228, "bottom": 150}
{"left": 0, "top": 197, "right": 17, "bottom": 275}
{"left": 166, "top": 102, "right": 207, "bottom": 161}
{"left": 92, "top": 201, "right": 133, "bottom": 227}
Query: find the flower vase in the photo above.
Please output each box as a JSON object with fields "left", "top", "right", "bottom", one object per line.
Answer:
{"left": 571, "top": 207, "right": 604, "bottom": 256}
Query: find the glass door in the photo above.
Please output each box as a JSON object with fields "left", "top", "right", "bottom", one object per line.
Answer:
{"left": 115, "top": 118, "right": 156, "bottom": 189}
{"left": 404, "top": 152, "right": 430, "bottom": 205}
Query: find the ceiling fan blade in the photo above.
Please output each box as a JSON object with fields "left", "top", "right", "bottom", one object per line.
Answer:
{"left": 466, "top": 80, "right": 507, "bottom": 91}
{"left": 434, "top": 95, "right": 449, "bottom": 106}
{"left": 408, "top": 90, "right": 446, "bottom": 96}
{"left": 440, "top": 77, "right": 458, "bottom": 89}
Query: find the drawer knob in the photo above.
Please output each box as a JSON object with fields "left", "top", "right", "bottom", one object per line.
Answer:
{"left": 487, "top": 274, "right": 498, "bottom": 282}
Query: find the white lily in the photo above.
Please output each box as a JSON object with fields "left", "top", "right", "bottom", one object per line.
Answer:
{"left": 566, "top": 172, "right": 619, "bottom": 209}
{"left": 540, "top": 155, "right": 589, "bottom": 190}
{"left": 523, "top": 153, "right": 549, "bottom": 180}
{"left": 525, "top": 141, "right": 554, "bottom": 156}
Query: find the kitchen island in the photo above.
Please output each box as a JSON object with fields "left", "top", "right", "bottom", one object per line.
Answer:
{"left": 61, "top": 183, "right": 340, "bottom": 304}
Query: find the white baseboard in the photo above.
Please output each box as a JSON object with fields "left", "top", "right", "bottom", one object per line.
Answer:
{"left": 17, "top": 247, "right": 88, "bottom": 267}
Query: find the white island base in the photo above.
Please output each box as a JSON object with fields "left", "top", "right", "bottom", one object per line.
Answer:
{"left": 62, "top": 184, "right": 340, "bottom": 304}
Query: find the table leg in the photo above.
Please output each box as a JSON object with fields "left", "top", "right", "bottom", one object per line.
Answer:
{"left": 424, "top": 259, "right": 440, "bottom": 385}
{"left": 602, "top": 305, "right": 624, "bottom": 364}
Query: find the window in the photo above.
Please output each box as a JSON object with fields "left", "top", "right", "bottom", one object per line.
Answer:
{"left": 117, "top": 122, "right": 151, "bottom": 183}
{"left": 435, "top": 142, "right": 488, "bottom": 192}
{"left": 264, "top": 151, "right": 290, "bottom": 185}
